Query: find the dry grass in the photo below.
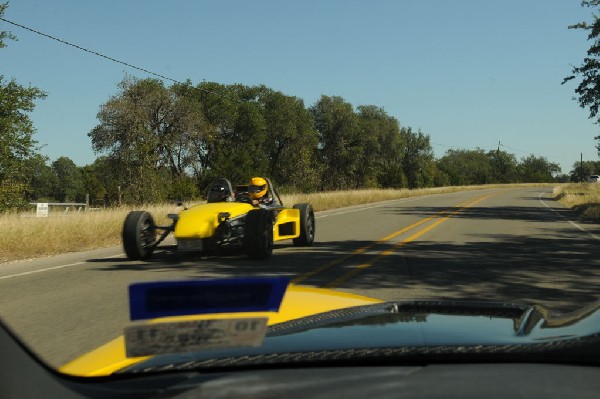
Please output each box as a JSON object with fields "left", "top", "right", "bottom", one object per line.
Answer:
{"left": 553, "top": 183, "right": 600, "bottom": 221}
{"left": 1, "top": 183, "right": 556, "bottom": 264}
{"left": 0, "top": 205, "right": 180, "bottom": 264}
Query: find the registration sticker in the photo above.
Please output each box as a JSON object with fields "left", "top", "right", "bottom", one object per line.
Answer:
{"left": 124, "top": 317, "right": 268, "bottom": 357}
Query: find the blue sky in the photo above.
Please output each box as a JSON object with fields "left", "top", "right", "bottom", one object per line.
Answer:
{"left": 1, "top": 0, "right": 598, "bottom": 173}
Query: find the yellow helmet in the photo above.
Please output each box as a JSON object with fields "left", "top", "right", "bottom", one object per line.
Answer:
{"left": 248, "top": 177, "right": 268, "bottom": 199}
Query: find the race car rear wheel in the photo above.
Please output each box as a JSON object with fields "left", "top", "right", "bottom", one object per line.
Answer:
{"left": 122, "top": 211, "right": 157, "bottom": 260}
{"left": 244, "top": 209, "right": 274, "bottom": 259}
{"left": 293, "top": 203, "right": 315, "bottom": 246}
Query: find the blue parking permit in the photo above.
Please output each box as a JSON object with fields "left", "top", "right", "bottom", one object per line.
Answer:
{"left": 129, "top": 277, "right": 290, "bottom": 321}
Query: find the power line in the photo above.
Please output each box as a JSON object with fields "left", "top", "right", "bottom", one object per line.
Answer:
{"left": 1, "top": 16, "right": 591, "bottom": 166}
{"left": 498, "top": 143, "right": 531, "bottom": 155}
{"left": 499, "top": 143, "right": 583, "bottom": 161}
{"left": 433, "top": 141, "right": 581, "bottom": 165}
{"left": 431, "top": 142, "right": 495, "bottom": 152}
{"left": 1, "top": 17, "right": 177, "bottom": 83}
{"left": 0, "top": 17, "right": 242, "bottom": 103}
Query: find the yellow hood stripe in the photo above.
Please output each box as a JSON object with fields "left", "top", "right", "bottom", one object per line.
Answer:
{"left": 59, "top": 285, "right": 380, "bottom": 376}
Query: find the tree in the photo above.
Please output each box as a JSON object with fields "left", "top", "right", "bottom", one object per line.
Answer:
{"left": 0, "top": 2, "right": 46, "bottom": 211}
{"left": 176, "top": 82, "right": 272, "bottom": 191}
{"left": 260, "top": 89, "right": 319, "bottom": 191}
{"left": 568, "top": 159, "right": 600, "bottom": 181}
{"left": 356, "top": 105, "right": 403, "bottom": 188}
{"left": 488, "top": 149, "right": 518, "bottom": 183}
{"left": 400, "top": 128, "right": 435, "bottom": 188}
{"left": 311, "top": 95, "right": 362, "bottom": 190}
{"left": 437, "top": 148, "right": 520, "bottom": 186}
{"left": 555, "top": 173, "right": 572, "bottom": 183}
{"left": 563, "top": 1, "right": 600, "bottom": 154}
{"left": 376, "top": 122, "right": 407, "bottom": 188}
{"left": 51, "top": 157, "right": 84, "bottom": 202}
{"left": 438, "top": 149, "right": 489, "bottom": 186}
{"left": 193, "top": 83, "right": 269, "bottom": 186}
{"left": 89, "top": 77, "right": 207, "bottom": 203}
{"left": 80, "top": 156, "right": 122, "bottom": 206}
{"left": 187, "top": 81, "right": 237, "bottom": 186}
{"left": 0, "top": 2, "right": 15, "bottom": 49}
{"left": 0, "top": 78, "right": 46, "bottom": 181}
{"left": 517, "top": 155, "right": 561, "bottom": 183}
{"left": 25, "top": 154, "right": 57, "bottom": 201}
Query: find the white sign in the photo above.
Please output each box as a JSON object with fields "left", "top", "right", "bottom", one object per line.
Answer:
{"left": 124, "top": 317, "right": 268, "bottom": 357}
{"left": 36, "top": 203, "right": 49, "bottom": 218}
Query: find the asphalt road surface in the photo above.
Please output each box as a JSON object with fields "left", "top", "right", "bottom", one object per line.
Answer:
{"left": 2, "top": 187, "right": 600, "bottom": 368}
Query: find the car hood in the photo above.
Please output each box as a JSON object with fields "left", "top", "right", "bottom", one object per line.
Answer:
{"left": 59, "top": 285, "right": 381, "bottom": 376}
{"left": 60, "top": 287, "right": 600, "bottom": 376}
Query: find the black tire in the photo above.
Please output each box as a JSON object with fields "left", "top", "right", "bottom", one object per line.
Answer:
{"left": 122, "top": 211, "right": 157, "bottom": 260}
{"left": 244, "top": 209, "right": 274, "bottom": 260}
{"left": 293, "top": 203, "right": 315, "bottom": 246}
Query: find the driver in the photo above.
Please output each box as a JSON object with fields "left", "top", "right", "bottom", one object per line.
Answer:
{"left": 248, "top": 177, "right": 274, "bottom": 207}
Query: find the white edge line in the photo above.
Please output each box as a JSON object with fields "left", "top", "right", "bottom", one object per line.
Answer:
{"left": 0, "top": 196, "right": 429, "bottom": 276}
{"left": 0, "top": 254, "right": 119, "bottom": 281}
{"left": 538, "top": 192, "right": 600, "bottom": 241}
{"left": 0, "top": 190, "right": 494, "bottom": 278}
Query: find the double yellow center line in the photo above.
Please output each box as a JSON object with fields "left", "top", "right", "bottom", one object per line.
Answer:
{"left": 292, "top": 193, "right": 495, "bottom": 288}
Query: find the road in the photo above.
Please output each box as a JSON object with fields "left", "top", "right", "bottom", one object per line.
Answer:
{"left": 1, "top": 187, "right": 600, "bottom": 368}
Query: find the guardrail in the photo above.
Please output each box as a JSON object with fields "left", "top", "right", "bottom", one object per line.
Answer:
{"left": 29, "top": 196, "right": 90, "bottom": 217}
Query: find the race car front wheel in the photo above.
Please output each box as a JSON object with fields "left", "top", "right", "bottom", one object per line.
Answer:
{"left": 293, "top": 203, "right": 315, "bottom": 246}
{"left": 244, "top": 209, "right": 274, "bottom": 260}
{"left": 122, "top": 211, "right": 157, "bottom": 260}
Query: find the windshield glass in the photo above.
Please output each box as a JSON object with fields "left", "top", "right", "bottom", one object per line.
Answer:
{"left": 1, "top": 0, "right": 600, "bottom": 376}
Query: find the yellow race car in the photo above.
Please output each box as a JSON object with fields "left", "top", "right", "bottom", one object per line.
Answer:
{"left": 121, "top": 178, "right": 315, "bottom": 260}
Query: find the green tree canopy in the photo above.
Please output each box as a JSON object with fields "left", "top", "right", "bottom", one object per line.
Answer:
{"left": 260, "top": 89, "right": 319, "bottom": 191}
{"left": 569, "top": 159, "right": 600, "bottom": 181}
{"left": 437, "top": 148, "right": 518, "bottom": 186}
{"left": 25, "top": 154, "right": 56, "bottom": 201}
{"left": 0, "top": 2, "right": 15, "bottom": 49}
{"left": 438, "top": 149, "right": 492, "bottom": 186}
{"left": 311, "top": 95, "right": 362, "bottom": 190}
{"left": 564, "top": 0, "right": 600, "bottom": 155}
{"left": 0, "top": 2, "right": 46, "bottom": 211}
{"left": 489, "top": 149, "right": 518, "bottom": 183}
{"left": 89, "top": 77, "right": 207, "bottom": 203}
{"left": 356, "top": 105, "right": 403, "bottom": 188}
{"left": 400, "top": 128, "right": 435, "bottom": 188}
{"left": 518, "top": 155, "right": 561, "bottom": 183}
{"left": 51, "top": 156, "right": 84, "bottom": 202}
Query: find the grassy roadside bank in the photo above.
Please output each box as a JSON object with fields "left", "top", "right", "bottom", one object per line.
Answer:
{"left": 0, "top": 183, "right": 556, "bottom": 264}
{"left": 553, "top": 183, "right": 600, "bottom": 221}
